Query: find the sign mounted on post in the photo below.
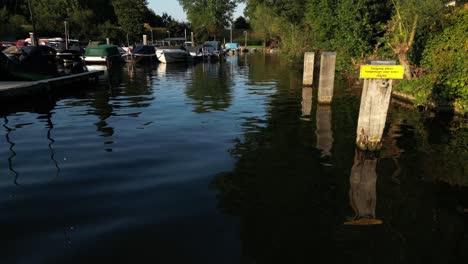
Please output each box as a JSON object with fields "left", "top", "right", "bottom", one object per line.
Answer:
{"left": 359, "top": 65, "right": 405, "bottom": 79}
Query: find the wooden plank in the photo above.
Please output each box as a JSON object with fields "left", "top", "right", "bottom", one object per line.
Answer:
{"left": 0, "top": 71, "right": 103, "bottom": 97}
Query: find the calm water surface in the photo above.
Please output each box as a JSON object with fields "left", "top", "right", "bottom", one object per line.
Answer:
{"left": 0, "top": 54, "right": 467, "bottom": 263}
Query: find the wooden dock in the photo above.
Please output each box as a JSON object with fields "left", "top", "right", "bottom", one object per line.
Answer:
{"left": 0, "top": 71, "right": 103, "bottom": 98}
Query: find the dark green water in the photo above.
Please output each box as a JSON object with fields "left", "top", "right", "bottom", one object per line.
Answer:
{"left": 0, "top": 54, "right": 467, "bottom": 264}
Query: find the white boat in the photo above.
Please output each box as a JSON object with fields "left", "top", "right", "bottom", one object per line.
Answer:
{"left": 156, "top": 48, "right": 188, "bottom": 63}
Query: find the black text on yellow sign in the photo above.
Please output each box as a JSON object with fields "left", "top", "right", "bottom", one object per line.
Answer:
{"left": 359, "top": 65, "right": 405, "bottom": 79}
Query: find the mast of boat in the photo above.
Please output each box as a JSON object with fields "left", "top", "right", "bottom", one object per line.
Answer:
{"left": 230, "top": 23, "right": 233, "bottom": 43}
{"left": 27, "top": 0, "right": 38, "bottom": 46}
{"left": 64, "top": 21, "right": 69, "bottom": 50}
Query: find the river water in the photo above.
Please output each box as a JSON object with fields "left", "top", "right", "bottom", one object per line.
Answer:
{"left": 0, "top": 54, "right": 467, "bottom": 264}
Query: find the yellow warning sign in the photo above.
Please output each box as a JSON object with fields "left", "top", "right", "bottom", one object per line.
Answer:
{"left": 359, "top": 65, "right": 405, "bottom": 79}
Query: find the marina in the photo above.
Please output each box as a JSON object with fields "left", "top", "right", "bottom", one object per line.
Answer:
{"left": 1, "top": 0, "right": 467, "bottom": 263}
{"left": 1, "top": 54, "right": 467, "bottom": 263}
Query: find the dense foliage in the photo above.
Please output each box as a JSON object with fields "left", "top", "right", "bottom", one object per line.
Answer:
{"left": 0, "top": 0, "right": 188, "bottom": 43}
{"left": 243, "top": 0, "right": 466, "bottom": 111}
{"left": 178, "top": 0, "right": 239, "bottom": 39}
{"left": 407, "top": 4, "right": 467, "bottom": 112}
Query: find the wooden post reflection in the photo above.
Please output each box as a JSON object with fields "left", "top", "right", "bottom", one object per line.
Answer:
{"left": 301, "top": 87, "right": 312, "bottom": 118}
{"left": 315, "top": 104, "right": 333, "bottom": 156}
{"left": 345, "top": 149, "right": 383, "bottom": 225}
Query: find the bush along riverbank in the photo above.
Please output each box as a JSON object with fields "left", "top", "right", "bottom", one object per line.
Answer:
{"left": 393, "top": 4, "right": 468, "bottom": 115}
{"left": 245, "top": 1, "right": 466, "bottom": 115}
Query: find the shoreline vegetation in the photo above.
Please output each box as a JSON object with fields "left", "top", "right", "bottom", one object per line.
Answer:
{"left": 0, "top": 0, "right": 466, "bottom": 114}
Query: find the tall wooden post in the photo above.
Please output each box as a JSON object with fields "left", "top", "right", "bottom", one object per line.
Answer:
{"left": 106, "top": 38, "right": 110, "bottom": 45}
{"left": 356, "top": 79, "right": 393, "bottom": 150}
{"left": 302, "top": 52, "right": 315, "bottom": 86}
{"left": 244, "top": 31, "right": 247, "bottom": 48}
{"left": 356, "top": 61, "right": 401, "bottom": 151}
{"left": 191, "top": 32, "right": 195, "bottom": 47}
{"left": 318, "top": 52, "right": 336, "bottom": 104}
{"left": 316, "top": 104, "right": 333, "bottom": 157}
{"left": 29, "top": 32, "right": 36, "bottom": 46}
{"left": 143, "top": 35, "right": 148, "bottom": 45}
{"left": 27, "top": 0, "right": 38, "bottom": 46}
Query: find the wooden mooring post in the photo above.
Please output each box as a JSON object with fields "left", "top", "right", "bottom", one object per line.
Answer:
{"left": 29, "top": 32, "right": 36, "bottom": 46}
{"left": 191, "top": 32, "right": 195, "bottom": 47}
{"left": 106, "top": 38, "right": 110, "bottom": 45}
{"left": 356, "top": 61, "right": 404, "bottom": 150}
{"left": 318, "top": 52, "right": 336, "bottom": 104}
{"left": 143, "top": 35, "right": 148, "bottom": 45}
{"left": 302, "top": 52, "right": 315, "bottom": 86}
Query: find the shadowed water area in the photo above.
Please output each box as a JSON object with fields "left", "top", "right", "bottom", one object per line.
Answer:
{"left": 0, "top": 54, "right": 467, "bottom": 264}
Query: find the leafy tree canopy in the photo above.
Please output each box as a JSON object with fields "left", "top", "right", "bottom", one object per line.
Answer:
{"left": 112, "top": 0, "right": 149, "bottom": 37}
{"left": 234, "top": 16, "right": 250, "bottom": 29}
{"left": 178, "top": 0, "right": 239, "bottom": 37}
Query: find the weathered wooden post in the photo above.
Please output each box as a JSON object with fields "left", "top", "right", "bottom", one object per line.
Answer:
{"left": 244, "top": 30, "right": 248, "bottom": 48}
{"left": 302, "top": 52, "right": 315, "bottom": 86}
{"left": 106, "top": 38, "right": 110, "bottom": 45}
{"left": 356, "top": 61, "right": 404, "bottom": 150}
{"left": 318, "top": 52, "right": 337, "bottom": 104}
{"left": 191, "top": 32, "right": 195, "bottom": 47}
{"left": 315, "top": 104, "right": 333, "bottom": 157}
{"left": 29, "top": 32, "right": 36, "bottom": 46}
{"left": 143, "top": 35, "right": 148, "bottom": 45}
{"left": 301, "top": 86, "right": 313, "bottom": 118}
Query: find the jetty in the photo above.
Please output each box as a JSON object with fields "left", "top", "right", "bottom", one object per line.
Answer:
{"left": 0, "top": 71, "right": 103, "bottom": 98}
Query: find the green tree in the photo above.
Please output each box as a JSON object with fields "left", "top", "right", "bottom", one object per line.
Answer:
{"left": 421, "top": 4, "right": 468, "bottom": 112}
{"left": 178, "top": 0, "right": 238, "bottom": 39}
{"left": 384, "top": 0, "right": 444, "bottom": 79}
{"left": 248, "top": 4, "right": 281, "bottom": 46}
{"left": 234, "top": 16, "right": 250, "bottom": 29}
{"left": 112, "top": 0, "right": 149, "bottom": 38}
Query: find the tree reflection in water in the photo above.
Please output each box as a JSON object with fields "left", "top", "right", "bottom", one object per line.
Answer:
{"left": 185, "top": 62, "right": 233, "bottom": 113}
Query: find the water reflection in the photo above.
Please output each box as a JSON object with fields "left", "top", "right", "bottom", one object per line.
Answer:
{"left": 45, "top": 112, "right": 61, "bottom": 182}
{"left": 315, "top": 104, "right": 333, "bottom": 157}
{"left": 3, "top": 116, "right": 19, "bottom": 184}
{"left": 301, "top": 87, "right": 312, "bottom": 118}
{"left": 345, "top": 149, "right": 382, "bottom": 225}
{"left": 2, "top": 111, "right": 61, "bottom": 185}
{"left": 185, "top": 62, "right": 233, "bottom": 113}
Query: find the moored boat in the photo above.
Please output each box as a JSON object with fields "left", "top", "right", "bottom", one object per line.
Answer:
{"left": 156, "top": 47, "right": 188, "bottom": 63}
{"left": 123, "top": 45, "right": 156, "bottom": 63}
{"left": 202, "top": 41, "right": 225, "bottom": 61}
{"left": 185, "top": 45, "right": 204, "bottom": 62}
{"left": 83, "top": 44, "right": 123, "bottom": 65}
{"left": 1, "top": 45, "right": 86, "bottom": 81}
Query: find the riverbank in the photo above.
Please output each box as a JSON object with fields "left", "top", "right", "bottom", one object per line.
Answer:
{"left": 391, "top": 87, "right": 467, "bottom": 118}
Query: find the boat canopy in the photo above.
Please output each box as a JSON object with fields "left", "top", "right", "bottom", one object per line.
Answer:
{"left": 131, "top": 45, "right": 155, "bottom": 54}
{"left": 225, "top": 43, "right": 239, "bottom": 49}
{"left": 85, "top": 45, "right": 120, "bottom": 57}
{"left": 203, "top": 41, "right": 222, "bottom": 52}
